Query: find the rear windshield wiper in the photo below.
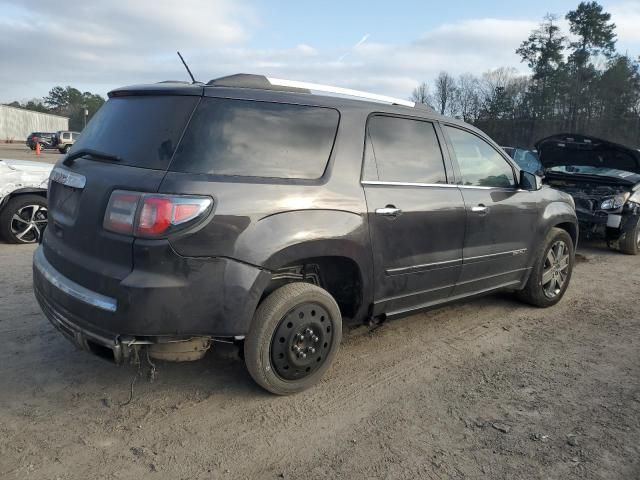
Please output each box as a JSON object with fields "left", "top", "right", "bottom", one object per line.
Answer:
{"left": 63, "top": 148, "right": 122, "bottom": 166}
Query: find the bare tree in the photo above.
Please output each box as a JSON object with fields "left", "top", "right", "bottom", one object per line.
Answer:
{"left": 453, "top": 73, "right": 481, "bottom": 122}
{"left": 434, "top": 72, "right": 457, "bottom": 115}
{"left": 410, "top": 82, "right": 431, "bottom": 105}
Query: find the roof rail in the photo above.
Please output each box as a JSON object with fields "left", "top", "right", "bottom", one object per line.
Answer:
{"left": 207, "top": 73, "right": 415, "bottom": 108}
{"left": 267, "top": 77, "right": 415, "bottom": 108}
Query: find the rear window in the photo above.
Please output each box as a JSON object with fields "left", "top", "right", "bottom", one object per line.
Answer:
{"left": 71, "top": 96, "right": 199, "bottom": 170}
{"left": 169, "top": 98, "right": 339, "bottom": 179}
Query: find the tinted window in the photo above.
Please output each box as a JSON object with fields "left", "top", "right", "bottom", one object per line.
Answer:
{"left": 170, "top": 98, "right": 339, "bottom": 179}
{"left": 71, "top": 96, "right": 199, "bottom": 170}
{"left": 363, "top": 116, "right": 447, "bottom": 184}
{"left": 445, "top": 126, "right": 515, "bottom": 187}
{"left": 63, "top": 133, "right": 70, "bottom": 140}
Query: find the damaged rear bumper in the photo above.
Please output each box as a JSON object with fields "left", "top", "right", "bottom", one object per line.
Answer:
{"left": 33, "top": 244, "right": 271, "bottom": 364}
{"left": 35, "top": 285, "right": 136, "bottom": 364}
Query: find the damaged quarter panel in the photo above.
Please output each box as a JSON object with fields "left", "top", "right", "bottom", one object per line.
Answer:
{"left": 161, "top": 178, "right": 372, "bottom": 326}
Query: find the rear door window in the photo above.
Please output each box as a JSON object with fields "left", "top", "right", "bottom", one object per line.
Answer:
{"left": 363, "top": 115, "right": 447, "bottom": 184}
{"left": 71, "top": 96, "right": 199, "bottom": 170}
{"left": 169, "top": 98, "right": 339, "bottom": 179}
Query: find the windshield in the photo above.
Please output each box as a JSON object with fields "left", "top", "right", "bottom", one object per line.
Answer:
{"left": 547, "top": 165, "right": 637, "bottom": 179}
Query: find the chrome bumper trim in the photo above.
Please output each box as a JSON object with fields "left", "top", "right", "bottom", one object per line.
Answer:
{"left": 33, "top": 246, "right": 117, "bottom": 312}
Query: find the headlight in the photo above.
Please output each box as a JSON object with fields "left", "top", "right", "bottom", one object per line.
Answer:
{"left": 600, "top": 193, "right": 630, "bottom": 210}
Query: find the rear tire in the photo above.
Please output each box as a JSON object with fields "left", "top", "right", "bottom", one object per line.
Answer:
{"left": 618, "top": 217, "right": 640, "bottom": 255}
{"left": 517, "top": 227, "right": 574, "bottom": 308}
{"left": 244, "top": 282, "right": 342, "bottom": 395}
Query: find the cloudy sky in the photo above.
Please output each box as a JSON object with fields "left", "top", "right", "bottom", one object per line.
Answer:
{"left": 1, "top": 0, "right": 639, "bottom": 103}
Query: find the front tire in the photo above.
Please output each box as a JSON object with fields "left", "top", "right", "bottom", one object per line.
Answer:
{"left": 0, "top": 195, "right": 48, "bottom": 244}
{"left": 517, "top": 227, "right": 574, "bottom": 308}
{"left": 618, "top": 216, "right": 640, "bottom": 255}
{"left": 244, "top": 283, "right": 342, "bottom": 395}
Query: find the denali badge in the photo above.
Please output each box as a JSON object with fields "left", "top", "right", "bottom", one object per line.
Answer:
{"left": 50, "top": 167, "right": 86, "bottom": 189}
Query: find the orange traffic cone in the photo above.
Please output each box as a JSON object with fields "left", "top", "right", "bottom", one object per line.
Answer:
{"left": 35, "top": 142, "right": 41, "bottom": 156}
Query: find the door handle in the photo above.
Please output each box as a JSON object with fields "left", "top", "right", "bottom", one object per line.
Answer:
{"left": 375, "top": 206, "right": 402, "bottom": 217}
{"left": 471, "top": 204, "right": 488, "bottom": 214}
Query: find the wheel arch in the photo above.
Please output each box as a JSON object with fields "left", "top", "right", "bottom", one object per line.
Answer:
{"left": 541, "top": 200, "right": 579, "bottom": 250}
{"left": 0, "top": 188, "right": 47, "bottom": 210}
{"left": 262, "top": 248, "right": 372, "bottom": 325}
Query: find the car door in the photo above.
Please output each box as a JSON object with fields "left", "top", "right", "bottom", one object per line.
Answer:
{"left": 362, "top": 115, "right": 466, "bottom": 317}
{"left": 442, "top": 124, "right": 539, "bottom": 296}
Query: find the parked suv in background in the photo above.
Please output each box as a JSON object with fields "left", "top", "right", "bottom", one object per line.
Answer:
{"left": 26, "top": 132, "right": 55, "bottom": 150}
{"left": 54, "top": 131, "right": 80, "bottom": 154}
{"left": 33, "top": 75, "right": 578, "bottom": 395}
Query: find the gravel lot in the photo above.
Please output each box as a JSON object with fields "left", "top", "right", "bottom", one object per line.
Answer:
{"left": 0, "top": 143, "right": 60, "bottom": 164}
{"left": 1, "top": 221, "right": 639, "bottom": 478}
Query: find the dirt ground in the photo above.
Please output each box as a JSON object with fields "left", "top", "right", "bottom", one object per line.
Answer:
{"left": 0, "top": 143, "right": 60, "bottom": 164}
{"left": 1, "top": 239, "right": 639, "bottom": 479}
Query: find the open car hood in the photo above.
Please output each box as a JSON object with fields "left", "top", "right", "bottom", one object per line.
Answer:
{"left": 535, "top": 134, "right": 640, "bottom": 175}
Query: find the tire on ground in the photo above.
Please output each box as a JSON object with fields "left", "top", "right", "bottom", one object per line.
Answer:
{"left": 0, "top": 194, "right": 47, "bottom": 244}
{"left": 517, "top": 227, "right": 574, "bottom": 308}
{"left": 244, "top": 282, "right": 342, "bottom": 395}
{"left": 618, "top": 216, "right": 640, "bottom": 255}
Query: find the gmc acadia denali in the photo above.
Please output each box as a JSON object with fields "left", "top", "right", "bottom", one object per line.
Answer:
{"left": 33, "top": 74, "right": 578, "bottom": 395}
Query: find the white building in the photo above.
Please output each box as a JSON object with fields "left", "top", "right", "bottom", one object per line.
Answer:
{"left": 0, "top": 105, "right": 69, "bottom": 142}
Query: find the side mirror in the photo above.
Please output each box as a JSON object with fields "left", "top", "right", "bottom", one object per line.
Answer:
{"left": 520, "top": 170, "right": 543, "bottom": 191}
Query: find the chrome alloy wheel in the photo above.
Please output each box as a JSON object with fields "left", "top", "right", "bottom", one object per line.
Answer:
{"left": 10, "top": 204, "right": 48, "bottom": 243}
{"left": 541, "top": 240, "right": 570, "bottom": 298}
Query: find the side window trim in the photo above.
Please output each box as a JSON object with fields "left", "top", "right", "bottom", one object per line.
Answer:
{"left": 360, "top": 112, "right": 453, "bottom": 186}
{"left": 440, "top": 123, "right": 518, "bottom": 189}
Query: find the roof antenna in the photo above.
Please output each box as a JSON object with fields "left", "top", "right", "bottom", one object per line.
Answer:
{"left": 177, "top": 51, "right": 197, "bottom": 84}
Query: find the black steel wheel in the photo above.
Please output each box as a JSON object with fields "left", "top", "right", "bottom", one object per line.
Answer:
{"left": 270, "top": 302, "right": 334, "bottom": 381}
{"left": 245, "top": 283, "right": 342, "bottom": 395}
{"left": 0, "top": 194, "right": 48, "bottom": 244}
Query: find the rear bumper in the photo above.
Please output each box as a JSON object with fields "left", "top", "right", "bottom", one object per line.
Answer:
{"left": 33, "top": 244, "right": 271, "bottom": 348}
{"left": 34, "top": 284, "right": 135, "bottom": 363}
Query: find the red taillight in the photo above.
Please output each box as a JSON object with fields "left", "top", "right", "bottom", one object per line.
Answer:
{"left": 103, "top": 190, "right": 213, "bottom": 238}
{"left": 136, "top": 197, "right": 173, "bottom": 237}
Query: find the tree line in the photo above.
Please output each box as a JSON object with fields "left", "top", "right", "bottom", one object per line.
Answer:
{"left": 411, "top": 1, "right": 640, "bottom": 148}
{"left": 5, "top": 86, "right": 105, "bottom": 132}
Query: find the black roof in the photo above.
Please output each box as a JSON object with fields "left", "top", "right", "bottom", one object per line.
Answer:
{"left": 107, "top": 74, "right": 477, "bottom": 131}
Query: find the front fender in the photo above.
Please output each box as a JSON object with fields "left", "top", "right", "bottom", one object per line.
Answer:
{"left": 540, "top": 199, "right": 579, "bottom": 246}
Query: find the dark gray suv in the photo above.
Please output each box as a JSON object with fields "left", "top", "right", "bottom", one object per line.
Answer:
{"left": 33, "top": 74, "right": 578, "bottom": 395}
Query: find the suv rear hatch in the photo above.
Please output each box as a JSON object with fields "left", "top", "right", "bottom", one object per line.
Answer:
{"left": 44, "top": 87, "right": 201, "bottom": 296}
